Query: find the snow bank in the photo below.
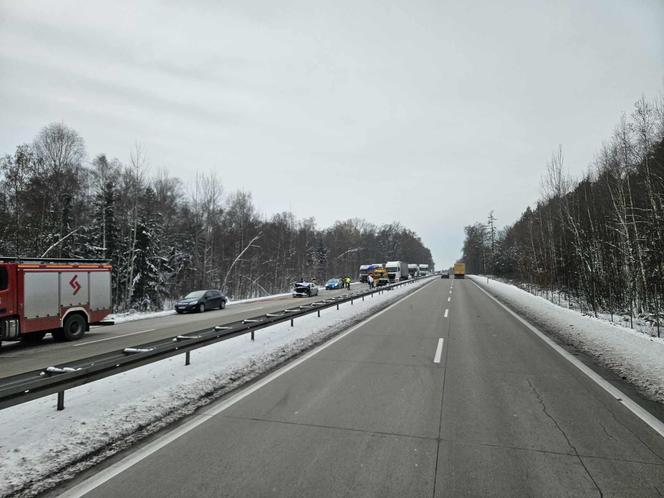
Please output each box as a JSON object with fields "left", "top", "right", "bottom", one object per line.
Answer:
{"left": 104, "top": 309, "right": 176, "bottom": 324}
{"left": 0, "top": 280, "right": 429, "bottom": 498}
{"left": 470, "top": 276, "right": 664, "bottom": 404}
{"left": 485, "top": 277, "right": 662, "bottom": 338}
{"left": 105, "top": 283, "right": 363, "bottom": 324}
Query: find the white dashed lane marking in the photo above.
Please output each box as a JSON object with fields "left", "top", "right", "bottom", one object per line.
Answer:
{"left": 433, "top": 338, "right": 444, "bottom": 363}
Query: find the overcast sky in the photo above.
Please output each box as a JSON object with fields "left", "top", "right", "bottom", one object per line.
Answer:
{"left": 1, "top": 0, "right": 663, "bottom": 268}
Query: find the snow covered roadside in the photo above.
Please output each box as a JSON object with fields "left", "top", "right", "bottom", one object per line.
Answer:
{"left": 483, "top": 276, "right": 662, "bottom": 338}
{"left": 105, "top": 309, "right": 177, "bottom": 324}
{"left": 104, "top": 283, "right": 363, "bottom": 324}
{"left": 105, "top": 293, "right": 293, "bottom": 324}
{"left": 0, "top": 279, "right": 430, "bottom": 498}
{"left": 469, "top": 276, "right": 664, "bottom": 404}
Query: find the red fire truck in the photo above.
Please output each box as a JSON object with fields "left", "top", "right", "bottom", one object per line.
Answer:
{"left": 0, "top": 258, "right": 112, "bottom": 345}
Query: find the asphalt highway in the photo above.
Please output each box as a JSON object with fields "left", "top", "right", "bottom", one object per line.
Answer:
{"left": 59, "top": 278, "right": 664, "bottom": 497}
{"left": 0, "top": 285, "right": 362, "bottom": 379}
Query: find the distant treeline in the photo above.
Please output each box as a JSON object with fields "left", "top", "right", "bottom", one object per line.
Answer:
{"left": 0, "top": 123, "right": 433, "bottom": 310}
{"left": 462, "top": 94, "right": 664, "bottom": 321}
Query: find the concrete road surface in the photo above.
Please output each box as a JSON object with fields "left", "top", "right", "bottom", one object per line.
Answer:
{"left": 0, "top": 286, "right": 361, "bottom": 378}
{"left": 58, "top": 278, "right": 664, "bottom": 497}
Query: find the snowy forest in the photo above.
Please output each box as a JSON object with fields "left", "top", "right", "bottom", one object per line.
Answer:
{"left": 462, "top": 94, "right": 664, "bottom": 325}
{"left": 0, "top": 123, "right": 434, "bottom": 310}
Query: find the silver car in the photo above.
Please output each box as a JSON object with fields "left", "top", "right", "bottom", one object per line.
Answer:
{"left": 293, "top": 282, "right": 319, "bottom": 297}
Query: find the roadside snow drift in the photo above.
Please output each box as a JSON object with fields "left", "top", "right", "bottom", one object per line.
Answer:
{"left": 0, "top": 279, "right": 430, "bottom": 498}
{"left": 470, "top": 276, "right": 664, "bottom": 404}
{"left": 105, "top": 283, "right": 363, "bottom": 325}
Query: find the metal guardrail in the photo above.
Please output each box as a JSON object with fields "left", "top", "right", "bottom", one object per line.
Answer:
{"left": 0, "top": 276, "right": 432, "bottom": 411}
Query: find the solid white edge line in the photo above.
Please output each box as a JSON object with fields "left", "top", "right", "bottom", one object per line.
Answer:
{"left": 58, "top": 280, "right": 436, "bottom": 498}
{"left": 470, "top": 279, "right": 664, "bottom": 440}
{"left": 433, "top": 338, "right": 444, "bottom": 364}
{"left": 444, "top": 309, "right": 449, "bottom": 318}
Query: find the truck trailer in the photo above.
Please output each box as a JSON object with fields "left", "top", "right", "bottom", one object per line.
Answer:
{"left": 385, "top": 261, "right": 409, "bottom": 282}
{"left": 0, "top": 258, "right": 112, "bottom": 345}
{"left": 454, "top": 262, "right": 466, "bottom": 278}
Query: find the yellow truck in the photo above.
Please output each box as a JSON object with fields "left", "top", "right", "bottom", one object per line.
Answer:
{"left": 453, "top": 262, "right": 465, "bottom": 279}
{"left": 370, "top": 267, "right": 390, "bottom": 287}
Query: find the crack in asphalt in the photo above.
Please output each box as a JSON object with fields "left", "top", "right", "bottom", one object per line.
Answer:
{"left": 527, "top": 378, "right": 604, "bottom": 498}
{"left": 598, "top": 421, "right": 617, "bottom": 442}
{"left": 471, "top": 440, "right": 664, "bottom": 466}
{"left": 431, "top": 282, "right": 453, "bottom": 498}
{"left": 223, "top": 412, "right": 664, "bottom": 469}
{"left": 220, "top": 413, "right": 437, "bottom": 442}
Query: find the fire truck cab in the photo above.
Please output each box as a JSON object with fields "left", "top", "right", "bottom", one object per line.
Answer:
{"left": 0, "top": 258, "right": 112, "bottom": 345}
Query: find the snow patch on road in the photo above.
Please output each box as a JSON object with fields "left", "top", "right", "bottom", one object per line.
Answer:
{"left": 105, "top": 309, "right": 176, "bottom": 324}
{"left": 470, "top": 276, "right": 664, "bottom": 404}
{"left": 0, "top": 279, "right": 430, "bottom": 498}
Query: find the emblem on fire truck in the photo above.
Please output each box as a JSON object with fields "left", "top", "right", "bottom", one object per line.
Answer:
{"left": 69, "top": 275, "right": 81, "bottom": 295}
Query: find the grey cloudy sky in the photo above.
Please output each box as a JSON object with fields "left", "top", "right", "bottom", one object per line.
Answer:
{"left": 1, "top": 0, "right": 663, "bottom": 268}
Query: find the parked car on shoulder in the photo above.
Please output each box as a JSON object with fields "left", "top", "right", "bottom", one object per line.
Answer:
{"left": 293, "top": 282, "right": 319, "bottom": 297}
{"left": 175, "top": 289, "right": 227, "bottom": 313}
{"left": 325, "top": 278, "right": 343, "bottom": 290}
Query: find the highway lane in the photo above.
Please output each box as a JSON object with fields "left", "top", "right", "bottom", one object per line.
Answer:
{"left": 0, "top": 285, "right": 365, "bottom": 379}
{"left": 58, "top": 278, "right": 664, "bottom": 497}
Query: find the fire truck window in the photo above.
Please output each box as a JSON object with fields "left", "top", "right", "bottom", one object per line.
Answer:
{"left": 0, "top": 268, "right": 7, "bottom": 290}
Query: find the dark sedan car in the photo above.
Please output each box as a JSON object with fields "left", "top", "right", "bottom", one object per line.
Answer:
{"left": 175, "top": 289, "right": 227, "bottom": 313}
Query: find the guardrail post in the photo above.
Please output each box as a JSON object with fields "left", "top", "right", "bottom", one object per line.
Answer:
{"left": 362, "top": 295, "right": 364, "bottom": 301}
{"left": 317, "top": 310, "right": 320, "bottom": 317}
{"left": 251, "top": 331, "right": 255, "bottom": 341}
{"left": 291, "top": 318, "right": 294, "bottom": 327}
{"left": 57, "top": 391, "right": 65, "bottom": 411}
{"left": 185, "top": 351, "right": 191, "bottom": 366}
{"left": 336, "top": 303, "right": 339, "bottom": 310}
{"left": 351, "top": 297, "right": 353, "bottom": 305}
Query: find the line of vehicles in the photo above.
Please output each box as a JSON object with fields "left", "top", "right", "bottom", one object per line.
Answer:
{"left": 358, "top": 262, "right": 431, "bottom": 287}
{"left": 0, "top": 255, "right": 466, "bottom": 346}
{"left": 0, "top": 256, "right": 354, "bottom": 346}
{"left": 292, "top": 261, "right": 434, "bottom": 298}
{"left": 438, "top": 262, "right": 466, "bottom": 279}
{"left": 0, "top": 256, "right": 354, "bottom": 345}
{"left": 294, "top": 276, "right": 352, "bottom": 297}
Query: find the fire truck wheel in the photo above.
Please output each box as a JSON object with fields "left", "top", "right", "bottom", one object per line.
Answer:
{"left": 61, "top": 314, "right": 87, "bottom": 341}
